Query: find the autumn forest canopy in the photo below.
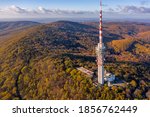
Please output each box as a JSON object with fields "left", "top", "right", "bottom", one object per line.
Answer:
{"left": 0, "top": 21, "right": 149, "bottom": 100}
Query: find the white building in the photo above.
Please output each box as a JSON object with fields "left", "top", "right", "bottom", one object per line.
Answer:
{"left": 77, "top": 67, "right": 94, "bottom": 77}
{"left": 104, "top": 70, "right": 115, "bottom": 82}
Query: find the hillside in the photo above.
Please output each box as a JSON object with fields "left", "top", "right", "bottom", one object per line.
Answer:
{"left": 0, "top": 21, "right": 149, "bottom": 100}
{"left": 84, "top": 22, "right": 150, "bottom": 36}
{"left": 0, "top": 21, "right": 39, "bottom": 31}
{"left": 137, "top": 31, "right": 150, "bottom": 43}
{"left": 0, "top": 21, "right": 40, "bottom": 41}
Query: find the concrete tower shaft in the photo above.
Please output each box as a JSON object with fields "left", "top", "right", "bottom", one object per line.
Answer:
{"left": 96, "top": 0, "right": 105, "bottom": 85}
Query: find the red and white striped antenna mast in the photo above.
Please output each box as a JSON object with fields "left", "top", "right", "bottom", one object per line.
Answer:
{"left": 99, "top": 0, "right": 103, "bottom": 44}
{"left": 96, "top": 0, "right": 105, "bottom": 85}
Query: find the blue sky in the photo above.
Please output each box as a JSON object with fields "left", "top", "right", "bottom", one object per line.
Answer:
{"left": 0, "top": 0, "right": 148, "bottom": 10}
{"left": 0, "top": 0, "right": 149, "bottom": 20}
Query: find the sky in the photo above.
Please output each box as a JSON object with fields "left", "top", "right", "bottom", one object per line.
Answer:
{"left": 0, "top": 0, "right": 150, "bottom": 21}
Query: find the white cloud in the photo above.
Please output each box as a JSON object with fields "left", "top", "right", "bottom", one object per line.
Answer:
{"left": 37, "top": 6, "right": 50, "bottom": 14}
{"left": 0, "top": 5, "right": 149, "bottom": 20}
{"left": 106, "top": 5, "right": 150, "bottom": 14}
{"left": 0, "top": 5, "right": 98, "bottom": 18}
{"left": 120, "top": 6, "right": 150, "bottom": 14}
{"left": 9, "top": 5, "right": 27, "bottom": 13}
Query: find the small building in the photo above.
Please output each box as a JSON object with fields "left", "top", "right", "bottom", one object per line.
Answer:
{"left": 77, "top": 67, "right": 94, "bottom": 77}
{"left": 104, "top": 70, "right": 115, "bottom": 82}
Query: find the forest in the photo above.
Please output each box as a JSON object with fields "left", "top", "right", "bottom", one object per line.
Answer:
{"left": 0, "top": 21, "right": 149, "bottom": 100}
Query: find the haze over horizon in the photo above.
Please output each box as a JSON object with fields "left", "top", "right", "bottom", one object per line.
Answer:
{"left": 0, "top": 0, "right": 150, "bottom": 22}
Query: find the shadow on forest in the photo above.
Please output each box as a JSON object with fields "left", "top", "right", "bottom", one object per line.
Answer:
{"left": 63, "top": 53, "right": 150, "bottom": 67}
{"left": 61, "top": 53, "right": 96, "bottom": 62}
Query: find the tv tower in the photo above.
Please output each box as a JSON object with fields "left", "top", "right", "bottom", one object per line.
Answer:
{"left": 96, "top": 0, "right": 105, "bottom": 85}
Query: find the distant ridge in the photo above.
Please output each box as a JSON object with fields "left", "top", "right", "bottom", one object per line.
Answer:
{"left": 0, "top": 21, "right": 41, "bottom": 40}
{"left": 0, "top": 21, "right": 40, "bottom": 31}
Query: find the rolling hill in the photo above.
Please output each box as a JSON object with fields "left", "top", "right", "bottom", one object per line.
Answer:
{"left": 0, "top": 21, "right": 40, "bottom": 41}
{"left": 0, "top": 21, "right": 149, "bottom": 100}
{"left": 0, "top": 21, "right": 39, "bottom": 31}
